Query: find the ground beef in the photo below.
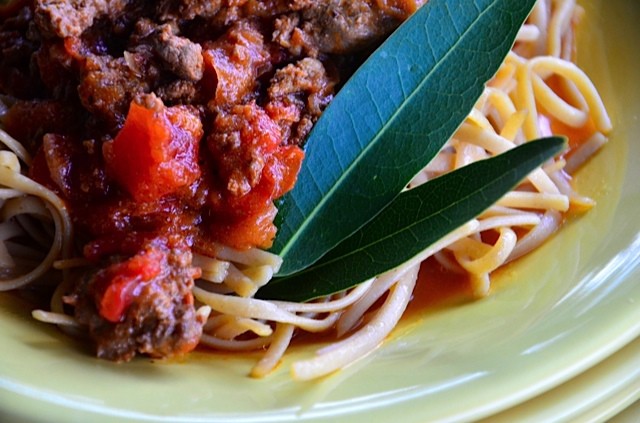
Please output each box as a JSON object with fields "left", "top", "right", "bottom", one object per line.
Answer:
{"left": 0, "top": 5, "right": 36, "bottom": 65}
{"left": 34, "top": 0, "right": 129, "bottom": 38}
{"left": 78, "top": 53, "right": 158, "bottom": 130}
{"left": 266, "top": 57, "right": 336, "bottom": 145}
{"left": 156, "top": 0, "right": 224, "bottom": 21}
{"left": 156, "top": 79, "right": 200, "bottom": 104}
{"left": 0, "top": 0, "right": 423, "bottom": 362}
{"left": 72, "top": 244, "right": 204, "bottom": 362}
{"left": 152, "top": 23, "right": 204, "bottom": 81}
{"left": 208, "top": 101, "right": 281, "bottom": 196}
{"left": 272, "top": 0, "right": 428, "bottom": 55}
{"left": 300, "top": 0, "right": 402, "bottom": 54}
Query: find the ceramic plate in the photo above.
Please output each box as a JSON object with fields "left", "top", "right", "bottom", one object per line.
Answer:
{"left": 482, "top": 336, "right": 640, "bottom": 422}
{"left": 1, "top": 0, "right": 639, "bottom": 421}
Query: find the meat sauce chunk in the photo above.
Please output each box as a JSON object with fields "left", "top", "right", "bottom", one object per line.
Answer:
{"left": 207, "top": 102, "right": 304, "bottom": 249}
{"left": 103, "top": 93, "right": 203, "bottom": 203}
{"left": 302, "top": 0, "right": 402, "bottom": 54}
{"left": 35, "top": 0, "right": 129, "bottom": 38}
{"left": 202, "top": 21, "right": 271, "bottom": 107}
{"left": 0, "top": 0, "right": 424, "bottom": 362}
{"left": 156, "top": 0, "right": 224, "bottom": 21}
{"left": 266, "top": 57, "right": 336, "bottom": 145}
{"left": 78, "top": 54, "right": 156, "bottom": 130}
{"left": 72, "top": 243, "right": 204, "bottom": 362}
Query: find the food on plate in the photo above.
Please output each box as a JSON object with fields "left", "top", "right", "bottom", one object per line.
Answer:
{"left": 0, "top": 0, "right": 610, "bottom": 380}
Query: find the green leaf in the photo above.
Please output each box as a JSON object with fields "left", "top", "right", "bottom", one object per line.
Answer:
{"left": 258, "top": 137, "right": 566, "bottom": 302}
{"left": 270, "top": 0, "right": 538, "bottom": 276}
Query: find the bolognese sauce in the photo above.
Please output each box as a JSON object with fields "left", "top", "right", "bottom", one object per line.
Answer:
{"left": 0, "top": 0, "right": 422, "bottom": 361}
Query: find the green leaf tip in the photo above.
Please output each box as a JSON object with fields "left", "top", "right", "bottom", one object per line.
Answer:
{"left": 258, "top": 136, "right": 566, "bottom": 302}
{"left": 270, "top": 0, "right": 539, "bottom": 276}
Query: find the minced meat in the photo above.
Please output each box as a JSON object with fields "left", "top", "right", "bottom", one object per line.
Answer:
{"left": 0, "top": 0, "right": 424, "bottom": 362}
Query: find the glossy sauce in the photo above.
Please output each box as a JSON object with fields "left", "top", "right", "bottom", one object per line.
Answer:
{"left": 404, "top": 258, "right": 474, "bottom": 319}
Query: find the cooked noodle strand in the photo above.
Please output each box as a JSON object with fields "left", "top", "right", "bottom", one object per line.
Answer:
{"left": 0, "top": 0, "right": 611, "bottom": 380}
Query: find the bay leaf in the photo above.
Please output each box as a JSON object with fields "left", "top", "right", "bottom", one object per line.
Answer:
{"left": 258, "top": 137, "right": 566, "bottom": 302}
{"left": 271, "top": 0, "right": 538, "bottom": 275}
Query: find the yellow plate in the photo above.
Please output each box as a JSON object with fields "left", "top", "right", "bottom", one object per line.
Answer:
{"left": 1, "top": 0, "right": 639, "bottom": 421}
{"left": 481, "top": 336, "right": 640, "bottom": 422}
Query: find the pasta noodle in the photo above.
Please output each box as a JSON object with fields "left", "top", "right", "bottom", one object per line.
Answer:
{"left": 0, "top": 0, "right": 611, "bottom": 380}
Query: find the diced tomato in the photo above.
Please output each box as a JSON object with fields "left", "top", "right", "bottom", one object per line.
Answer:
{"left": 103, "top": 99, "right": 203, "bottom": 203}
{"left": 209, "top": 202, "right": 279, "bottom": 249}
{"left": 376, "top": 0, "right": 420, "bottom": 18}
{"left": 92, "top": 246, "right": 165, "bottom": 323}
{"left": 266, "top": 145, "right": 305, "bottom": 198}
{"left": 201, "top": 24, "right": 271, "bottom": 106}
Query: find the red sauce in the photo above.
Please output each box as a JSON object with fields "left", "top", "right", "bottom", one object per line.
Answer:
{"left": 0, "top": 0, "right": 431, "bottom": 356}
{"left": 544, "top": 75, "right": 599, "bottom": 155}
{"left": 103, "top": 100, "right": 202, "bottom": 203}
{"left": 206, "top": 103, "right": 305, "bottom": 249}
{"left": 404, "top": 257, "right": 474, "bottom": 320}
{"left": 92, "top": 245, "right": 165, "bottom": 323}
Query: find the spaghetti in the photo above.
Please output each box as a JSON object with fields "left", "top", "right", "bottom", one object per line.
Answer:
{"left": 0, "top": 0, "right": 610, "bottom": 380}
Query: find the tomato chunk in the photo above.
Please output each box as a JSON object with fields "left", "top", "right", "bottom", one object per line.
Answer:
{"left": 92, "top": 246, "right": 165, "bottom": 323}
{"left": 208, "top": 202, "right": 279, "bottom": 249}
{"left": 103, "top": 96, "right": 203, "bottom": 203}
{"left": 201, "top": 22, "right": 271, "bottom": 106}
